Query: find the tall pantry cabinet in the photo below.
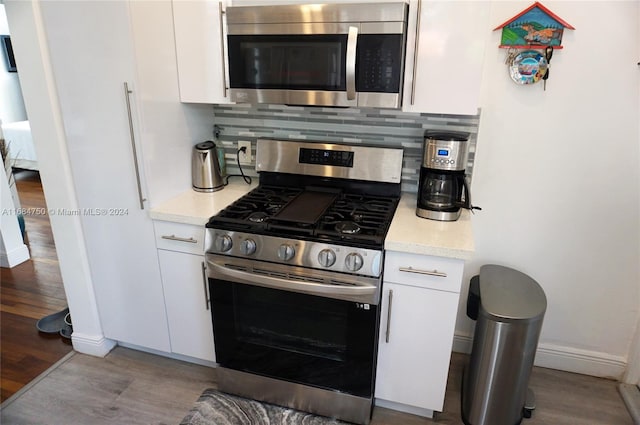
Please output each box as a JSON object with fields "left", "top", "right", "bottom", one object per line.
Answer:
{"left": 38, "top": 1, "right": 211, "bottom": 351}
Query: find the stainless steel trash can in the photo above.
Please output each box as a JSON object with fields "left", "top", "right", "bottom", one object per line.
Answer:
{"left": 462, "top": 265, "right": 547, "bottom": 425}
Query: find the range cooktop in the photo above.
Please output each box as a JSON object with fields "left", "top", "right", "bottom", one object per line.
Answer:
{"left": 206, "top": 184, "right": 399, "bottom": 248}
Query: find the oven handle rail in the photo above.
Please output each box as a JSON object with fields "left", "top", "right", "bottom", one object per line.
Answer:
{"left": 206, "top": 255, "right": 381, "bottom": 305}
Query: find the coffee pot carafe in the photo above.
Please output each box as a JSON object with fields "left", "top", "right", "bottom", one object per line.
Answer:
{"left": 192, "top": 141, "right": 225, "bottom": 192}
{"left": 416, "top": 131, "right": 478, "bottom": 221}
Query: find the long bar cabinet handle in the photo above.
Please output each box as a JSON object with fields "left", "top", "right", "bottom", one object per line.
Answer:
{"left": 385, "top": 289, "right": 393, "bottom": 343}
{"left": 410, "top": 0, "right": 422, "bottom": 105}
{"left": 123, "top": 82, "right": 146, "bottom": 209}
{"left": 161, "top": 234, "right": 198, "bottom": 244}
{"left": 399, "top": 266, "right": 447, "bottom": 278}
{"left": 218, "top": 2, "right": 228, "bottom": 98}
{"left": 202, "top": 261, "right": 210, "bottom": 310}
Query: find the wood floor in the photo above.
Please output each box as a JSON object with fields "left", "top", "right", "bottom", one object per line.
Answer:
{"left": 0, "top": 170, "right": 72, "bottom": 402}
{"left": 0, "top": 347, "right": 633, "bottom": 424}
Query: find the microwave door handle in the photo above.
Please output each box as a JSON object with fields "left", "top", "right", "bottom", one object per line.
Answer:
{"left": 218, "top": 2, "right": 228, "bottom": 98}
{"left": 346, "top": 26, "right": 358, "bottom": 100}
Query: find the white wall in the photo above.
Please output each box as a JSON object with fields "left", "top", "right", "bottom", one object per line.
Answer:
{"left": 4, "top": 0, "right": 114, "bottom": 356}
{"left": 0, "top": 4, "right": 27, "bottom": 124}
{"left": 0, "top": 157, "right": 29, "bottom": 268}
{"left": 463, "top": 1, "right": 640, "bottom": 379}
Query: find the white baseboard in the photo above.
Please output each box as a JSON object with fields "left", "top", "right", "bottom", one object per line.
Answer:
{"left": 618, "top": 383, "right": 640, "bottom": 424}
{"left": 0, "top": 243, "right": 30, "bottom": 268}
{"left": 452, "top": 333, "right": 627, "bottom": 380}
{"left": 452, "top": 333, "right": 474, "bottom": 354}
{"left": 374, "top": 398, "right": 434, "bottom": 419}
{"left": 535, "top": 343, "right": 627, "bottom": 380}
{"left": 118, "top": 341, "right": 217, "bottom": 368}
{"left": 71, "top": 332, "right": 117, "bottom": 357}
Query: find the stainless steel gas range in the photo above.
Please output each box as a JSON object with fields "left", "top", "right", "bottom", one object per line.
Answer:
{"left": 205, "top": 139, "right": 403, "bottom": 424}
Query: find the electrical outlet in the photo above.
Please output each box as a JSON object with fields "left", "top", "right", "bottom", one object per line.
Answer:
{"left": 238, "top": 141, "right": 252, "bottom": 164}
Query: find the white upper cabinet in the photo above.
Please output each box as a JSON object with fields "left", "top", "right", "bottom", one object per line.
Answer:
{"left": 173, "top": 0, "right": 232, "bottom": 104}
{"left": 402, "top": 0, "right": 490, "bottom": 115}
{"left": 129, "top": 1, "right": 216, "bottom": 206}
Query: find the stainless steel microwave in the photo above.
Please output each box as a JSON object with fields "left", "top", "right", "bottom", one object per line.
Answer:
{"left": 226, "top": 2, "right": 408, "bottom": 108}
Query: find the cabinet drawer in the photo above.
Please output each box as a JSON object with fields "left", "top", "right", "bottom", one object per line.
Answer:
{"left": 384, "top": 251, "right": 464, "bottom": 293}
{"left": 154, "top": 221, "right": 205, "bottom": 255}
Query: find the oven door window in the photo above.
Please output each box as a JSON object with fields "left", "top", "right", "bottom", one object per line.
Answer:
{"left": 227, "top": 35, "right": 347, "bottom": 91}
{"left": 210, "top": 278, "right": 378, "bottom": 397}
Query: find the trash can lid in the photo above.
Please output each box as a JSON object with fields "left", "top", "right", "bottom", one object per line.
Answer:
{"left": 479, "top": 264, "right": 547, "bottom": 322}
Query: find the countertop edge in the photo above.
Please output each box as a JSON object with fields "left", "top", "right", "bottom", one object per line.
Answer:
{"left": 384, "top": 241, "right": 474, "bottom": 261}
{"left": 148, "top": 211, "right": 208, "bottom": 227}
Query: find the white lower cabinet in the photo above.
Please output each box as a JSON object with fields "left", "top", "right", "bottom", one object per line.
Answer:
{"left": 375, "top": 251, "right": 464, "bottom": 416}
{"left": 155, "top": 221, "right": 216, "bottom": 362}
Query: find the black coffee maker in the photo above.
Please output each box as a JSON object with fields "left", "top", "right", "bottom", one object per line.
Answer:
{"left": 416, "top": 131, "right": 478, "bottom": 221}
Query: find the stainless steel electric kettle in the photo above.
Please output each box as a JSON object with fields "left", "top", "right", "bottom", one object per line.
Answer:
{"left": 192, "top": 141, "right": 224, "bottom": 192}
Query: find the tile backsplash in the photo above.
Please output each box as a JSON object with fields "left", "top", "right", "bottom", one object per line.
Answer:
{"left": 212, "top": 103, "right": 480, "bottom": 193}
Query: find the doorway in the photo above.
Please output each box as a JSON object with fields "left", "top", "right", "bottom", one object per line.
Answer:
{"left": 0, "top": 170, "right": 72, "bottom": 403}
{"left": 0, "top": 4, "right": 71, "bottom": 403}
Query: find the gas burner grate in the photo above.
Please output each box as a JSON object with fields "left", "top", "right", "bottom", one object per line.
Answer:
{"left": 207, "top": 185, "right": 399, "bottom": 247}
{"left": 207, "top": 185, "right": 302, "bottom": 230}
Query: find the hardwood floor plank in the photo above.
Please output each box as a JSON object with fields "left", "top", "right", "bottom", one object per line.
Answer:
{"left": 0, "top": 379, "right": 25, "bottom": 402}
{"left": 0, "top": 300, "right": 67, "bottom": 316}
{"left": 1, "top": 170, "right": 72, "bottom": 403}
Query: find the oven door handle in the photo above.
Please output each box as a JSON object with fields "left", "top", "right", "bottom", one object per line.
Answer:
{"left": 208, "top": 260, "right": 377, "bottom": 298}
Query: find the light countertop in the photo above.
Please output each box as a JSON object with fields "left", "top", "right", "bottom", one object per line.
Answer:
{"left": 149, "top": 180, "right": 257, "bottom": 226}
{"left": 385, "top": 194, "right": 474, "bottom": 260}
{"left": 150, "top": 185, "right": 474, "bottom": 259}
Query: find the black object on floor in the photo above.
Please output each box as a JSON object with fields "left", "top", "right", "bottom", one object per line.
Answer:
{"left": 36, "top": 307, "right": 70, "bottom": 334}
{"left": 181, "top": 389, "right": 350, "bottom": 425}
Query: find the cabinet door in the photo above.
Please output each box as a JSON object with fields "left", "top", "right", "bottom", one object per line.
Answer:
{"left": 158, "top": 249, "right": 216, "bottom": 362}
{"left": 402, "top": 0, "right": 490, "bottom": 115}
{"left": 375, "top": 281, "right": 459, "bottom": 412}
{"left": 39, "top": 1, "right": 170, "bottom": 351}
{"left": 129, "top": 1, "right": 216, "bottom": 204}
{"left": 172, "top": 0, "right": 231, "bottom": 104}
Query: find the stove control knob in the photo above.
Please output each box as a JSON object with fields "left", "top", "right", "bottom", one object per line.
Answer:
{"left": 214, "top": 234, "right": 233, "bottom": 252}
{"left": 318, "top": 249, "right": 337, "bottom": 268}
{"left": 240, "top": 239, "right": 257, "bottom": 256}
{"left": 277, "top": 244, "right": 296, "bottom": 261}
{"left": 345, "top": 253, "right": 364, "bottom": 272}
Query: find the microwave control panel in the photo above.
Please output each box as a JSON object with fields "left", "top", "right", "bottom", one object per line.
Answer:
{"left": 356, "top": 34, "right": 403, "bottom": 93}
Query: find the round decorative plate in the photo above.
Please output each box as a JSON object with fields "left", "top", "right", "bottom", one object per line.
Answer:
{"left": 509, "top": 50, "right": 548, "bottom": 85}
